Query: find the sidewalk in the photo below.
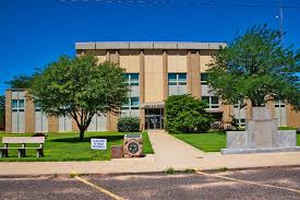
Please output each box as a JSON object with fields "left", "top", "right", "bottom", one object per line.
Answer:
{"left": 1, "top": 130, "right": 300, "bottom": 176}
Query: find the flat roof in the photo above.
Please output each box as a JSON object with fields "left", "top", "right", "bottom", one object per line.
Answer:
{"left": 75, "top": 41, "right": 226, "bottom": 50}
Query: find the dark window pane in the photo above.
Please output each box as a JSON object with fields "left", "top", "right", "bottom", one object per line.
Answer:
{"left": 168, "top": 73, "right": 176, "bottom": 81}
{"left": 178, "top": 73, "right": 186, "bottom": 81}
{"left": 123, "top": 73, "right": 129, "bottom": 80}
{"left": 12, "top": 100, "right": 18, "bottom": 109}
{"left": 130, "top": 82, "right": 139, "bottom": 86}
{"left": 201, "top": 73, "right": 208, "bottom": 82}
{"left": 168, "top": 82, "right": 177, "bottom": 85}
{"left": 131, "top": 97, "right": 140, "bottom": 106}
{"left": 130, "top": 73, "right": 139, "bottom": 81}
{"left": 211, "top": 96, "right": 219, "bottom": 104}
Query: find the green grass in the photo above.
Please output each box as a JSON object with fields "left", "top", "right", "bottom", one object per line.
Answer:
{"left": 174, "top": 131, "right": 300, "bottom": 152}
{"left": 279, "top": 126, "right": 297, "bottom": 130}
{"left": 0, "top": 131, "right": 153, "bottom": 162}
{"left": 173, "top": 131, "right": 226, "bottom": 152}
{"left": 142, "top": 131, "right": 154, "bottom": 154}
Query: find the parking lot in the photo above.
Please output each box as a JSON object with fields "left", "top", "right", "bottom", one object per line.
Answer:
{"left": 1, "top": 167, "right": 300, "bottom": 200}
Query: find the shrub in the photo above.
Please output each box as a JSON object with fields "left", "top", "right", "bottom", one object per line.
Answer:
{"left": 32, "top": 132, "right": 48, "bottom": 138}
{"left": 165, "top": 94, "right": 214, "bottom": 133}
{"left": 118, "top": 116, "right": 140, "bottom": 132}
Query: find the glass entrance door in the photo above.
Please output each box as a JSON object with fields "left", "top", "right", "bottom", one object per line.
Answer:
{"left": 145, "top": 108, "right": 164, "bottom": 129}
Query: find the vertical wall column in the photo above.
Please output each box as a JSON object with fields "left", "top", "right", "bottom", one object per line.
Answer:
{"left": 25, "top": 91, "right": 35, "bottom": 133}
{"left": 139, "top": 50, "right": 145, "bottom": 130}
{"left": 162, "top": 50, "right": 168, "bottom": 100}
{"left": 266, "top": 100, "right": 276, "bottom": 119}
{"left": 222, "top": 104, "right": 233, "bottom": 129}
{"left": 72, "top": 118, "right": 79, "bottom": 132}
{"left": 107, "top": 50, "right": 120, "bottom": 131}
{"left": 187, "top": 51, "right": 192, "bottom": 94}
{"left": 286, "top": 104, "right": 300, "bottom": 128}
{"left": 5, "top": 90, "right": 12, "bottom": 132}
{"left": 187, "top": 51, "right": 201, "bottom": 98}
{"left": 191, "top": 51, "right": 201, "bottom": 98}
{"left": 246, "top": 99, "right": 253, "bottom": 120}
{"left": 48, "top": 115, "right": 59, "bottom": 132}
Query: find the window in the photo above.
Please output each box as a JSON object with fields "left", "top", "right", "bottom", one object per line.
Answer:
{"left": 200, "top": 73, "right": 209, "bottom": 85}
{"left": 124, "top": 73, "right": 139, "bottom": 86}
{"left": 122, "top": 73, "right": 140, "bottom": 116}
{"left": 168, "top": 73, "right": 187, "bottom": 96}
{"left": 202, "top": 96, "right": 219, "bottom": 109}
{"left": 234, "top": 99, "right": 244, "bottom": 108}
{"left": 12, "top": 99, "right": 25, "bottom": 112}
{"left": 35, "top": 102, "right": 41, "bottom": 112}
{"left": 275, "top": 100, "right": 285, "bottom": 108}
{"left": 237, "top": 118, "right": 246, "bottom": 127}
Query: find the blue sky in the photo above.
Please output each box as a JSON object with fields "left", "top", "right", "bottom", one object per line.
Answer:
{"left": 0, "top": 0, "right": 299, "bottom": 95}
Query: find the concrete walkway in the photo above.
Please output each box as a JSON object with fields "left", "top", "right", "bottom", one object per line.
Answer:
{"left": 1, "top": 130, "right": 300, "bottom": 176}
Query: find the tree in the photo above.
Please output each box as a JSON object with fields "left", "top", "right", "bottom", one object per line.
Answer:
{"left": 207, "top": 25, "right": 300, "bottom": 111}
{"left": 0, "top": 96, "right": 5, "bottom": 128}
{"left": 5, "top": 75, "right": 34, "bottom": 88}
{"left": 30, "top": 55, "right": 128, "bottom": 140}
{"left": 165, "top": 94, "right": 213, "bottom": 133}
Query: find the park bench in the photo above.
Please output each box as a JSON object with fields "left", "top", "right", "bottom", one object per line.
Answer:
{"left": 0, "top": 137, "right": 45, "bottom": 158}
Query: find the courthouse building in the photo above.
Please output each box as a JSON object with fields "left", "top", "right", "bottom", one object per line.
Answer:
{"left": 5, "top": 41, "right": 300, "bottom": 133}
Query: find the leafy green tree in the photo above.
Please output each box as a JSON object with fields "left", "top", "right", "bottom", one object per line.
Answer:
{"left": 207, "top": 25, "right": 300, "bottom": 111}
{"left": 5, "top": 75, "right": 34, "bottom": 88}
{"left": 0, "top": 96, "right": 5, "bottom": 128}
{"left": 30, "top": 55, "right": 128, "bottom": 140}
{"left": 165, "top": 94, "right": 213, "bottom": 133}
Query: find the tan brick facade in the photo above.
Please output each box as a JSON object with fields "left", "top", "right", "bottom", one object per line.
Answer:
{"left": 5, "top": 90, "right": 12, "bottom": 132}
{"left": 287, "top": 105, "right": 300, "bottom": 128}
{"left": 25, "top": 91, "right": 35, "bottom": 133}
{"left": 48, "top": 115, "right": 59, "bottom": 132}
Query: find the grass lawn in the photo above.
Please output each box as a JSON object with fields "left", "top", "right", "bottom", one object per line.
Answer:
{"left": 0, "top": 131, "right": 153, "bottom": 162}
{"left": 173, "top": 131, "right": 300, "bottom": 152}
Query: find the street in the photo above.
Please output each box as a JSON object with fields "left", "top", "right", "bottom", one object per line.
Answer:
{"left": 1, "top": 166, "right": 300, "bottom": 200}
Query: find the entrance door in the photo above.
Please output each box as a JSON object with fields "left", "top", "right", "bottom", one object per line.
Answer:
{"left": 145, "top": 108, "right": 164, "bottom": 129}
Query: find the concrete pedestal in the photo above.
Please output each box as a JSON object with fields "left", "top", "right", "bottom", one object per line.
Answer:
{"left": 222, "top": 107, "right": 300, "bottom": 154}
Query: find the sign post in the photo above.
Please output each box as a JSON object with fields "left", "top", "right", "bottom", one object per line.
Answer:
{"left": 90, "top": 138, "right": 107, "bottom": 150}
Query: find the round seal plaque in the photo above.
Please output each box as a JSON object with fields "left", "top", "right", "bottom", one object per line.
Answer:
{"left": 123, "top": 134, "right": 143, "bottom": 158}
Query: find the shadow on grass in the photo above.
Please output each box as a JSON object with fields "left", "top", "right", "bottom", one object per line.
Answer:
{"left": 51, "top": 135, "right": 123, "bottom": 143}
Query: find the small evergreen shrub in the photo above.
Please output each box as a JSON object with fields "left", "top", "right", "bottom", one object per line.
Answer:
{"left": 165, "top": 94, "right": 214, "bottom": 133}
{"left": 118, "top": 116, "right": 140, "bottom": 132}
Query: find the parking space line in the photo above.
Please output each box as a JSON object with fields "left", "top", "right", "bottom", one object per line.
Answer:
{"left": 75, "top": 176, "right": 126, "bottom": 200}
{"left": 195, "top": 170, "right": 300, "bottom": 195}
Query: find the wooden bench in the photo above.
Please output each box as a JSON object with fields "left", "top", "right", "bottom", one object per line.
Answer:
{"left": 0, "top": 137, "right": 45, "bottom": 158}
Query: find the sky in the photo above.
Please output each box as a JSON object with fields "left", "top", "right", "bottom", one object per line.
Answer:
{"left": 0, "top": 0, "right": 299, "bottom": 95}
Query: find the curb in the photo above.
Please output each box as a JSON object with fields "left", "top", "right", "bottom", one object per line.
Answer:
{"left": 1, "top": 164, "right": 300, "bottom": 178}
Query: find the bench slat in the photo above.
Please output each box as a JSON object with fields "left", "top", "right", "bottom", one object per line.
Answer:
{"left": 2, "top": 137, "right": 45, "bottom": 144}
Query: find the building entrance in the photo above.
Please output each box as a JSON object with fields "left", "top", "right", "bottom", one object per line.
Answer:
{"left": 145, "top": 108, "right": 164, "bottom": 129}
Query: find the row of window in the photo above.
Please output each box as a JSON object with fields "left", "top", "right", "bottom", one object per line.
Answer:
{"left": 12, "top": 99, "right": 44, "bottom": 112}
{"left": 122, "top": 73, "right": 219, "bottom": 110}
{"left": 123, "top": 73, "right": 210, "bottom": 85}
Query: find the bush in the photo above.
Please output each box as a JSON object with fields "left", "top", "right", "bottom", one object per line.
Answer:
{"left": 32, "top": 132, "right": 48, "bottom": 138}
{"left": 165, "top": 94, "right": 214, "bottom": 133}
{"left": 118, "top": 116, "right": 140, "bottom": 132}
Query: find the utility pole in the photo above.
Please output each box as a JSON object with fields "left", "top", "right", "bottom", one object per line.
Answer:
{"left": 279, "top": 0, "right": 284, "bottom": 41}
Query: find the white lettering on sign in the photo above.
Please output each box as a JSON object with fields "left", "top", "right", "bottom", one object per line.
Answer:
{"left": 91, "top": 138, "right": 107, "bottom": 150}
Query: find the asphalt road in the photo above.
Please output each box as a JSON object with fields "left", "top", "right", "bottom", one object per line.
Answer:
{"left": 1, "top": 167, "right": 300, "bottom": 200}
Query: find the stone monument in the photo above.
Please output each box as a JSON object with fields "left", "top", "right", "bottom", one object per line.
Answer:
{"left": 221, "top": 107, "right": 300, "bottom": 154}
